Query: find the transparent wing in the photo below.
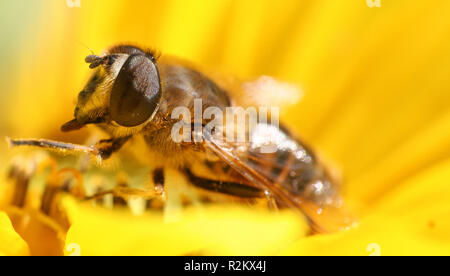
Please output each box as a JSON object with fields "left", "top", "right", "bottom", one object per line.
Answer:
{"left": 202, "top": 123, "right": 355, "bottom": 233}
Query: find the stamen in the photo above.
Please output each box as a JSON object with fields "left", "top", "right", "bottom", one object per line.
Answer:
{"left": 41, "top": 168, "right": 85, "bottom": 215}
{"left": 114, "top": 174, "right": 129, "bottom": 208}
{"left": 113, "top": 195, "right": 128, "bottom": 208}
{"left": 146, "top": 198, "right": 164, "bottom": 211}
{"left": 58, "top": 168, "right": 85, "bottom": 198}
{"left": 40, "top": 184, "right": 60, "bottom": 215}
{"left": 10, "top": 170, "right": 31, "bottom": 208}
{"left": 8, "top": 157, "right": 36, "bottom": 208}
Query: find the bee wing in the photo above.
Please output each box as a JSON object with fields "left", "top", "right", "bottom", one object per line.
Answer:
{"left": 238, "top": 76, "right": 303, "bottom": 110}
{"left": 202, "top": 125, "right": 355, "bottom": 233}
{"left": 211, "top": 75, "right": 303, "bottom": 111}
{"left": 160, "top": 55, "right": 303, "bottom": 110}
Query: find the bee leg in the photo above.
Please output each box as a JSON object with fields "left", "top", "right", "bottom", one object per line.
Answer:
{"left": 6, "top": 136, "right": 130, "bottom": 162}
{"left": 145, "top": 168, "right": 166, "bottom": 210}
{"left": 83, "top": 190, "right": 114, "bottom": 201}
{"left": 264, "top": 190, "right": 279, "bottom": 211}
{"left": 94, "top": 136, "right": 131, "bottom": 160}
{"left": 152, "top": 168, "right": 165, "bottom": 195}
{"left": 183, "top": 169, "right": 264, "bottom": 198}
{"left": 84, "top": 185, "right": 158, "bottom": 202}
{"left": 84, "top": 170, "right": 167, "bottom": 211}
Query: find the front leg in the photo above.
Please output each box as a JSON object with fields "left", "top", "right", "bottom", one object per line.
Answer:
{"left": 95, "top": 136, "right": 131, "bottom": 160}
{"left": 6, "top": 136, "right": 132, "bottom": 165}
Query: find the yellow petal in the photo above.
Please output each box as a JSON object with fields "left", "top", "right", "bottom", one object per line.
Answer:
{"left": 5, "top": 207, "right": 66, "bottom": 256}
{"left": 0, "top": 212, "right": 30, "bottom": 256}
{"left": 282, "top": 158, "right": 450, "bottom": 256}
{"left": 347, "top": 111, "right": 450, "bottom": 210}
{"left": 282, "top": 213, "right": 450, "bottom": 256}
{"left": 372, "top": 158, "right": 450, "bottom": 242}
{"left": 279, "top": 1, "right": 450, "bottom": 207}
{"left": 62, "top": 196, "right": 307, "bottom": 256}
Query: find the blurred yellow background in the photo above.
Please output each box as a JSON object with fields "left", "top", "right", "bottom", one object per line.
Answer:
{"left": 0, "top": 0, "right": 449, "bottom": 210}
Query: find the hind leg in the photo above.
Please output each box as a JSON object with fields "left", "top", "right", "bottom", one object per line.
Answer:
{"left": 183, "top": 168, "right": 280, "bottom": 210}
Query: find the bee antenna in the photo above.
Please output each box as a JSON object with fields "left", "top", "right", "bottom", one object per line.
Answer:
{"left": 78, "top": 41, "right": 96, "bottom": 55}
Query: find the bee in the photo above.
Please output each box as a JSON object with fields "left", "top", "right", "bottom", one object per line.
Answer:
{"left": 7, "top": 45, "right": 354, "bottom": 233}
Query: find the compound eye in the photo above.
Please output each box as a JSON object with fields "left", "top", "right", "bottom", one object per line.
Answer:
{"left": 109, "top": 54, "right": 161, "bottom": 127}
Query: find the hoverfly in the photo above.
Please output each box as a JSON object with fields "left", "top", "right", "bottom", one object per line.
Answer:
{"left": 8, "top": 45, "right": 354, "bottom": 233}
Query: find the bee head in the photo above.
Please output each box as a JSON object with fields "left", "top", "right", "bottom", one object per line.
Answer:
{"left": 61, "top": 45, "right": 162, "bottom": 132}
